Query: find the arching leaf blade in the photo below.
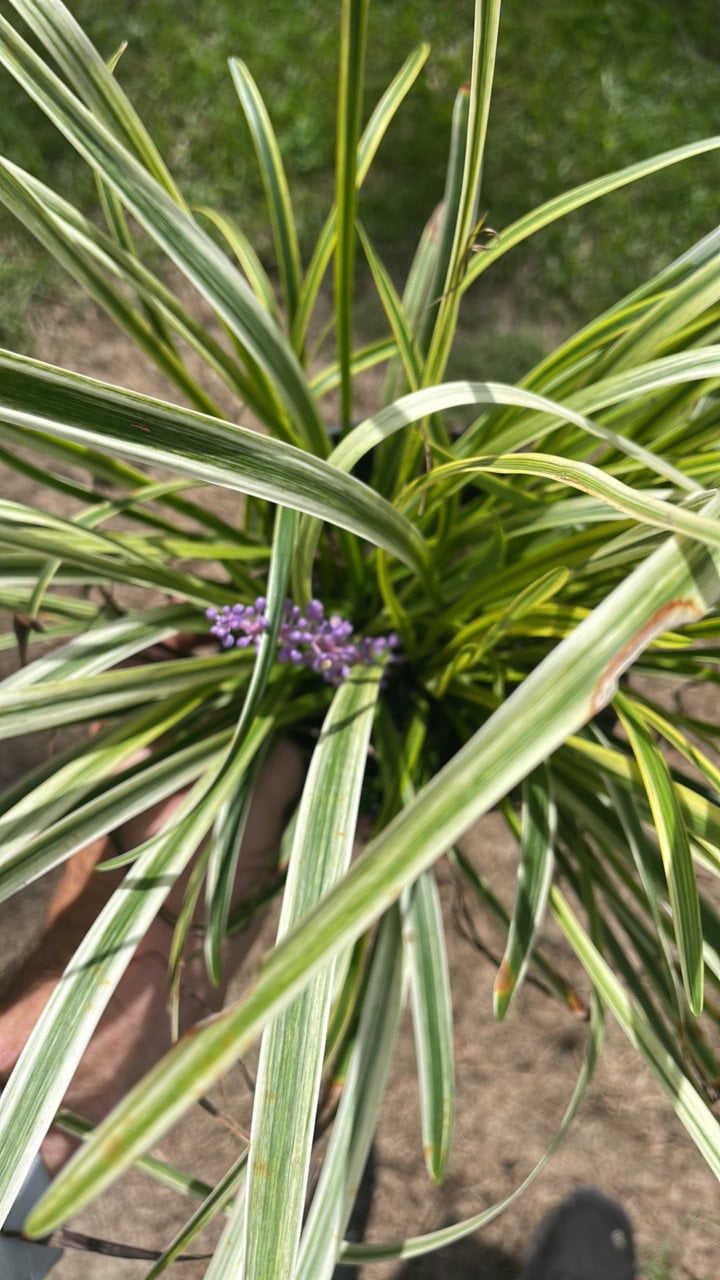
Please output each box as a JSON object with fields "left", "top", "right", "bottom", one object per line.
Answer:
{"left": 23, "top": 498, "right": 720, "bottom": 1232}
{"left": 552, "top": 886, "right": 720, "bottom": 1176}
{"left": 229, "top": 59, "right": 302, "bottom": 326}
{"left": 0, "top": 351, "right": 428, "bottom": 579}
{"left": 615, "top": 696, "right": 704, "bottom": 1015}
{"left": 402, "top": 869, "right": 455, "bottom": 1181}
{"left": 209, "top": 668, "right": 381, "bottom": 1280}
{"left": 494, "top": 764, "right": 556, "bottom": 1020}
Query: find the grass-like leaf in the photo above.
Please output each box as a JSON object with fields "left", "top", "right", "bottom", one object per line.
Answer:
{"left": 342, "top": 993, "right": 603, "bottom": 1264}
{"left": 0, "top": 350, "right": 429, "bottom": 578}
{"left": 0, "top": 725, "right": 230, "bottom": 905}
{"left": 291, "top": 41, "right": 429, "bottom": 353}
{"left": 0, "top": 158, "right": 226, "bottom": 418}
{"left": 425, "top": 0, "right": 502, "bottom": 384}
{"left": 7, "top": 0, "right": 182, "bottom": 200}
{"left": 23, "top": 495, "right": 720, "bottom": 1231}
{"left": 295, "top": 907, "right": 405, "bottom": 1279}
{"left": 423, "top": 453, "right": 719, "bottom": 551}
{"left": 0, "top": 692, "right": 214, "bottom": 876}
{"left": 0, "top": 717, "right": 270, "bottom": 1226}
{"left": 2, "top": 0, "right": 720, "bottom": 1263}
{"left": 552, "top": 886, "right": 720, "bottom": 1177}
{"left": 615, "top": 694, "right": 704, "bottom": 1015}
{"left": 334, "top": 0, "right": 369, "bottom": 431}
{"left": 0, "top": 602, "right": 196, "bottom": 690}
{"left": 210, "top": 666, "right": 381, "bottom": 1279}
{"left": 358, "top": 223, "right": 422, "bottom": 391}
{"left": 494, "top": 764, "right": 556, "bottom": 1020}
{"left": 144, "top": 1152, "right": 248, "bottom": 1279}
{"left": 402, "top": 868, "right": 455, "bottom": 1181}
{"left": 0, "top": 12, "right": 328, "bottom": 450}
{"left": 229, "top": 59, "right": 302, "bottom": 327}
{"left": 0, "top": 653, "right": 243, "bottom": 737}
{"left": 204, "top": 505, "right": 298, "bottom": 984}
{"left": 461, "top": 136, "right": 720, "bottom": 295}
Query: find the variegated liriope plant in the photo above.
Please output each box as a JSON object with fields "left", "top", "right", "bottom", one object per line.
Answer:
{"left": 0, "top": 0, "right": 719, "bottom": 1274}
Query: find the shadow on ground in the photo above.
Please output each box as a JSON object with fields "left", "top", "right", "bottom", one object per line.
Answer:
{"left": 392, "top": 1231, "right": 519, "bottom": 1279}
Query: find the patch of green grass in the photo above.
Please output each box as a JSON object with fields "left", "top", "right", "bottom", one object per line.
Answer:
{"left": 640, "top": 1238, "right": 674, "bottom": 1280}
{"left": 0, "top": 230, "right": 53, "bottom": 349}
{"left": 446, "top": 294, "right": 551, "bottom": 383}
{"left": 0, "top": 0, "right": 717, "bottom": 335}
{"left": 484, "top": 0, "right": 720, "bottom": 318}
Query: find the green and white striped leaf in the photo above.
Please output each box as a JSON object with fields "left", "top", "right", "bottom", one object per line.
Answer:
{"left": 0, "top": 727, "right": 230, "bottom": 905}
{"left": 6, "top": 0, "right": 182, "bottom": 199}
{"left": 0, "top": 602, "right": 197, "bottom": 691}
{"left": 207, "top": 666, "right": 381, "bottom": 1280}
{"left": 0, "top": 157, "right": 226, "bottom": 418}
{"left": 494, "top": 764, "right": 556, "bottom": 1020}
{"left": 330, "top": 368, "right": 713, "bottom": 488}
{"left": 409, "top": 85, "right": 469, "bottom": 366}
{"left": 552, "top": 886, "right": 720, "bottom": 1177}
{"left": 377, "top": 710, "right": 454, "bottom": 1184}
{"left": 229, "top": 59, "right": 302, "bottom": 326}
{"left": 460, "top": 135, "right": 720, "bottom": 295}
{"left": 426, "top": 453, "right": 720, "bottom": 551}
{"left": 0, "top": 350, "right": 428, "bottom": 578}
{"left": 0, "top": 692, "right": 212, "bottom": 868}
{"left": 359, "top": 223, "right": 422, "bottom": 391}
{"left": 334, "top": 0, "right": 369, "bottom": 430}
{"left": 294, "top": 363, "right": 711, "bottom": 592}
{"left": 615, "top": 694, "right": 704, "bottom": 1015}
{"left": 144, "top": 1152, "right": 248, "bottom": 1280}
{"left": 0, "top": 12, "right": 328, "bottom": 450}
{"left": 0, "top": 520, "right": 229, "bottom": 608}
{"left": 564, "top": 735, "right": 720, "bottom": 855}
{"left": 292, "top": 41, "right": 429, "bottom": 352}
{"left": 0, "top": 718, "right": 270, "bottom": 1227}
{"left": 0, "top": 652, "right": 242, "bottom": 737}
{"left": 425, "top": 0, "right": 502, "bottom": 383}
{"left": 197, "top": 205, "right": 280, "bottom": 321}
{"left": 24, "top": 496, "right": 720, "bottom": 1232}
{"left": 296, "top": 907, "right": 405, "bottom": 1280}
{"left": 0, "top": 418, "right": 246, "bottom": 539}
{"left": 341, "top": 994, "right": 603, "bottom": 1264}
{"left": 0, "top": 157, "right": 268, "bottom": 418}
{"left": 204, "top": 505, "right": 298, "bottom": 984}
{"left": 599, "top": 757, "right": 684, "bottom": 1021}
{"left": 402, "top": 868, "right": 455, "bottom": 1181}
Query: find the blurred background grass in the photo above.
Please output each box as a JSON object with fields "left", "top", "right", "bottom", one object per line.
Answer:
{"left": 0, "top": 0, "right": 718, "bottom": 373}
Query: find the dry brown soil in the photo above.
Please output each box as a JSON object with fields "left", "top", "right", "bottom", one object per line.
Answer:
{"left": 1, "top": 292, "right": 718, "bottom": 1278}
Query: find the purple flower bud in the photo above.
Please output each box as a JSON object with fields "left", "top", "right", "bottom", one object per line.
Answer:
{"left": 305, "top": 599, "right": 325, "bottom": 622}
{"left": 208, "top": 595, "right": 400, "bottom": 684}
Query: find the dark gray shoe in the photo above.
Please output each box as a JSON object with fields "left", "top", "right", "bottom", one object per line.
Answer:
{"left": 523, "top": 1187, "right": 635, "bottom": 1280}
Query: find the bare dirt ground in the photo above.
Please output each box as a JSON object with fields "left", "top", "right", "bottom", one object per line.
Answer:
{"left": 1, "top": 291, "right": 718, "bottom": 1277}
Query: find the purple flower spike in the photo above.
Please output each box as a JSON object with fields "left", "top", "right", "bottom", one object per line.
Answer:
{"left": 208, "top": 595, "right": 401, "bottom": 685}
{"left": 305, "top": 599, "right": 325, "bottom": 623}
{"left": 206, "top": 601, "right": 269, "bottom": 651}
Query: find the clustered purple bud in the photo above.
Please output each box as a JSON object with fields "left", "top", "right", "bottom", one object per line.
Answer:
{"left": 206, "top": 597, "right": 400, "bottom": 686}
